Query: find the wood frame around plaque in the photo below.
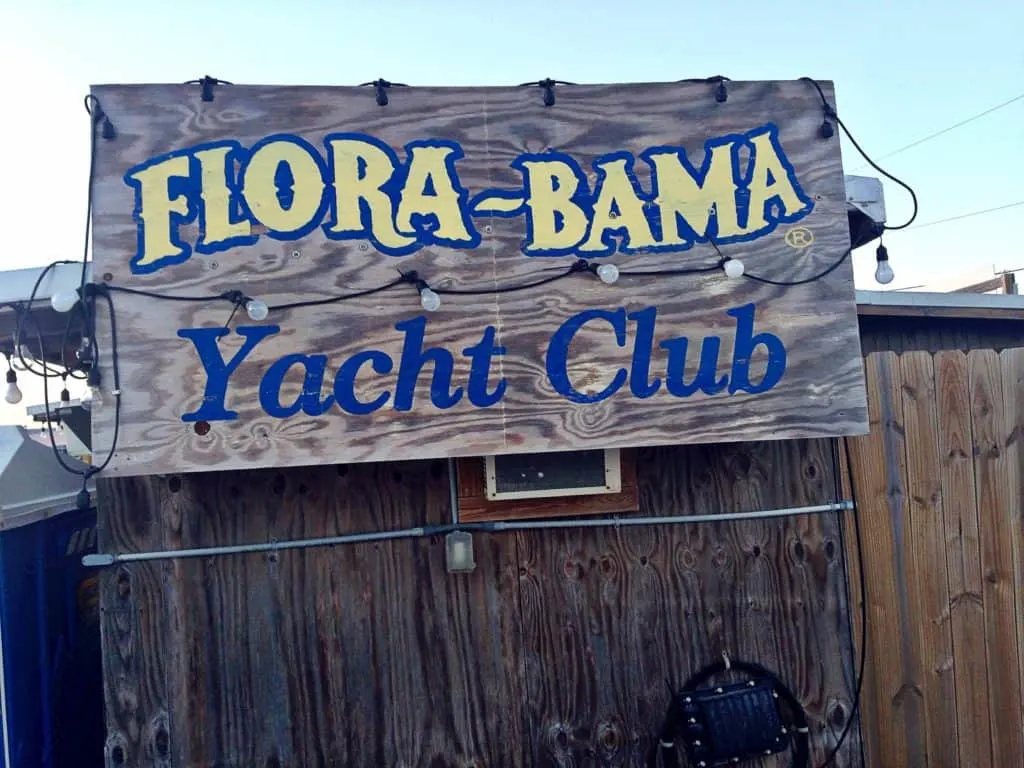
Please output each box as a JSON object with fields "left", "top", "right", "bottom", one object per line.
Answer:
{"left": 455, "top": 450, "right": 639, "bottom": 523}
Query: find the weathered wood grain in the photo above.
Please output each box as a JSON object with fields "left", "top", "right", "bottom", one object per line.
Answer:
{"left": 967, "top": 349, "right": 1023, "bottom": 765}
{"left": 88, "top": 80, "right": 867, "bottom": 477}
{"left": 999, "top": 347, "right": 1024, "bottom": 753}
{"left": 456, "top": 451, "right": 639, "bottom": 522}
{"left": 99, "top": 438, "right": 859, "bottom": 767}
{"left": 97, "top": 477, "right": 174, "bottom": 768}
{"left": 936, "top": 350, "right": 992, "bottom": 768}
{"left": 843, "top": 352, "right": 922, "bottom": 767}
{"left": 898, "top": 351, "right": 959, "bottom": 766}
{"left": 102, "top": 461, "right": 528, "bottom": 767}
{"left": 517, "top": 439, "right": 860, "bottom": 766}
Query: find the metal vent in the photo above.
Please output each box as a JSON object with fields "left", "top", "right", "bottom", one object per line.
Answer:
{"left": 484, "top": 449, "right": 621, "bottom": 501}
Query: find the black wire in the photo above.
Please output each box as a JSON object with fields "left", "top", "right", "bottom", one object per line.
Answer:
{"left": 801, "top": 77, "right": 918, "bottom": 231}
{"left": 434, "top": 262, "right": 587, "bottom": 295}
{"left": 86, "top": 287, "right": 122, "bottom": 477}
{"left": 744, "top": 249, "right": 851, "bottom": 287}
{"left": 104, "top": 284, "right": 235, "bottom": 303}
{"left": 814, "top": 436, "right": 868, "bottom": 768}
{"left": 269, "top": 276, "right": 408, "bottom": 311}
{"left": 81, "top": 96, "right": 100, "bottom": 323}
{"left": 33, "top": 308, "right": 88, "bottom": 479}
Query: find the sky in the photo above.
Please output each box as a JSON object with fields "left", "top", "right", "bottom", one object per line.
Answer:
{"left": 0, "top": 0, "right": 1022, "bottom": 424}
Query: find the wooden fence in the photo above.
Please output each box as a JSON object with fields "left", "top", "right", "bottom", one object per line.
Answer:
{"left": 844, "top": 349, "right": 1024, "bottom": 767}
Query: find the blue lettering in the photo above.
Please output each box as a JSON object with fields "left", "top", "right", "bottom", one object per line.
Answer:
{"left": 728, "top": 303, "right": 787, "bottom": 393}
{"left": 393, "top": 316, "right": 463, "bottom": 411}
{"left": 258, "top": 353, "right": 335, "bottom": 418}
{"left": 462, "top": 326, "right": 507, "bottom": 408}
{"left": 660, "top": 337, "right": 729, "bottom": 397}
{"left": 334, "top": 350, "right": 394, "bottom": 414}
{"left": 546, "top": 308, "right": 628, "bottom": 404}
{"left": 627, "top": 307, "right": 661, "bottom": 398}
{"left": 177, "top": 325, "right": 280, "bottom": 422}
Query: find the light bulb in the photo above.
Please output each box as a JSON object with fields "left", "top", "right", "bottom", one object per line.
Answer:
{"left": 874, "top": 244, "right": 894, "bottom": 285}
{"left": 420, "top": 287, "right": 441, "bottom": 312}
{"left": 245, "top": 298, "right": 269, "bottom": 321}
{"left": 5, "top": 370, "right": 21, "bottom": 405}
{"left": 50, "top": 290, "right": 80, "bottom": 313}
{"left": 596, "top": 264, "right": 619, "bottom": 284}
{"left": 723, "top": 258, "right": 745, "bottom": 279}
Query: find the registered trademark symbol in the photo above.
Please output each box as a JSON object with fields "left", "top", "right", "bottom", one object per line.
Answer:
{"left": 785, "top": 227, "right": 814, "bottom": 249}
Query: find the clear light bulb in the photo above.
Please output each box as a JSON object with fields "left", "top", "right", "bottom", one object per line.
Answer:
{"left": 596, "top": 264, "right": 619, "bottom": 284}
{"left": 50, "top": 290, "right": 80, "bottom": 313}
{"left": 245, "top": 298, "right": 269, "bottom": 321}
{"left": 874, "top": 244, "right": 894, "bottom": 285}
{"left": 723, "top": 258, "right": 745, "bottom": 279}
{"left": 420, "top": 287, "right": 441, "bottom": 312}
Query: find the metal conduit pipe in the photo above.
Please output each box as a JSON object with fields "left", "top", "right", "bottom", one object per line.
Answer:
{"left": 81, "top": 500, "right": 853, "bottom": 568}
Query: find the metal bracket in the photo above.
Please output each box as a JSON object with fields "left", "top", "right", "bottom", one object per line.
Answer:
{"left": 185, "top": 75, "right": 233, "bottom": 103}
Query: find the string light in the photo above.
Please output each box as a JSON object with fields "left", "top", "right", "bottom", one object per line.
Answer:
{"left": 3, "top": 74, "right": 915, "bottom": 520}
{"left": 874, "top": 243, "right": 894, "bottom": 285}
{"left": 4, "top": 353, "right": 22, "bottom": 405}
{"left": 722, "top": 258, "right": 745, "bottom": 279}
{"left": 419, "top": 286, "right": 442, "bottom": 312}
{"left": 245, "top": 298, "right": 269, "bottom": 321}
{"left": 51, "top": 289, "right": 81, "bottom": 314}
{"left": 596, "top": 264, "right": 620, "bottom": 284}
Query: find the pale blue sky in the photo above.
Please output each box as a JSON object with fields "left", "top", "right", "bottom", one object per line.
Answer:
{"left": 1, "top": 0, "right": 1021, "bottom": 291}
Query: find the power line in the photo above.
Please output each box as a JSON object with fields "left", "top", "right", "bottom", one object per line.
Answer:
{"left": 904, "top": 200, "right": 1024, "bottom": 230}
{"left": 849, "top": 91, "right": 1024, "bottom": 170}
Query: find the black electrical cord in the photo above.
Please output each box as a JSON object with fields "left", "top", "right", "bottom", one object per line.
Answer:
{"left": 814, "top": 435, "right": 867, "bottom": 768}
{"left": 801, "top": 77, "right": 918, "bottom": 231}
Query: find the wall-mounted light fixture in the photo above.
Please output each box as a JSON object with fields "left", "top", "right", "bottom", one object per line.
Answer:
{"left": 445, "top": 530, "right": 476, "bottom": 573}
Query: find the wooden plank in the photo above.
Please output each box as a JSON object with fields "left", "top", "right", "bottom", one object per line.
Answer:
{"left": 843, "top": 351, "right": 922, "bottom": 767}
{"left": 101, "top": 461, "right": 527, "bottom": 766}
{"left": 899, "top": 351, "right": 959, "bottom": 765}
{"left": 88, "top": 79, "right": 866, "bottom": 477}
{"left": 1000, "top": 347, "right": 1024, "bottom": 752}
{"left": 516, "top": 439, "right": 860, "bottom": 766}
{"left": 96, "top": 477, "right": 173, "bottom": 767}
{"left": 968, "top": 349, "right": 1024, "bottom": 765}
{"left": 935, "top": 350, "right": 992, "bottom": 768}
{"left": 456, "top": 450, "right": 639, "bottom": 522}
{"left": 838, "top": 435, "right": 877, "bottom": 768}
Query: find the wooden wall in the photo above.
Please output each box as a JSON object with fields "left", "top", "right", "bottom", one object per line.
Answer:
{"left": 843, "top": 347, "right": 1024, "bottom": 768}
{"left": 98, "top": 439, "right": 860, "bottom": 767}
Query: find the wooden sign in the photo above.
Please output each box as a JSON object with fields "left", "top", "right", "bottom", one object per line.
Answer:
{"left": 88, "top": 79, "right": 868, "bottom": 477}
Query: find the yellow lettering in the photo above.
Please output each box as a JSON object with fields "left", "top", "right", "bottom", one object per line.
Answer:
{"left": 127, "top": 155, "right": 192, "bottom": 269}
{"left": 744, "top": 130, "right": 811, "bottom": 231}
{"left": 648, "top": 144, "right": 743, "bottom": 245}
{"left": 242, "top": 140, "right": 325, "bottom": 234}
{"left": 194, "top": 146, "right": 251, "bottom": 247}
{"left": 395, "top": 145, "right": 473, "bottom": 243}
{"left": 580, "top": 158, "right": 656, "bottom": 252}
{"left": 519, "top": 160, "right": 588, "bottom": 253}
{"left": 326, "top": 139, "right": 413, "bottom": 251}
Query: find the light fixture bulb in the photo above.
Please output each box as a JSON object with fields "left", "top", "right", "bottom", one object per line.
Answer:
{"left": 50, "top": 290, "right": 81, "bottom": 313}
{"left": 420, "top": 287, "right": 441, "bottom": 312}
{"left": 874, "top": 244, "right": 894, "bottom": 285}
{"left": 723, "top": 258, "right": 745, "bottom": 279}
{"left": 4, "top": 369, "right": 21, "bottom": 405}
{"left": 596, "top": 264, "right": 619, "bottom": 284}
{"left": 245, "top": 298, "right": 269, "bottom": 321}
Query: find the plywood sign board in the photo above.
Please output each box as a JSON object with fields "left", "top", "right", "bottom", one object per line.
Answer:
{"left": 88, "top": 79, "right": 868, "bottom": 477}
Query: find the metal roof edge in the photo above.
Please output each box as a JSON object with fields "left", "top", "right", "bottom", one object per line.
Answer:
{"left": 856, "top": 289, "right": 1024, "bottom": 320}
